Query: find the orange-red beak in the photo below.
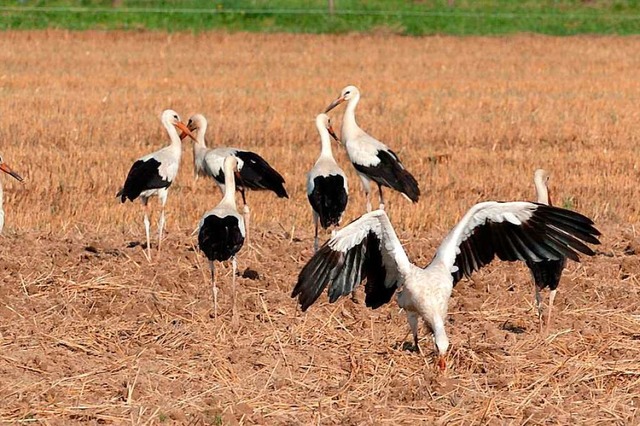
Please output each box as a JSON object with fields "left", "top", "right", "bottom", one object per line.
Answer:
{"left": 324, "top": 95, "right": 346, "bottom": 113}
{"left": 327, "top": 124, "right": 340, "bottom": 144}
{"left": 437, "top": 355, "right": 446, "bottom": 371}
{"left": 174, "top": 122, "right": 197, "bottom": 142}
{"left": 0, "top": 163, "right": 24, "bottom": 182}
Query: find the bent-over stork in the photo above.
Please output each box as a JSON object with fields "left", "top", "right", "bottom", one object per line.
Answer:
{"left": 184, "top": 114, "right": 288, "bottom": 236}
{"left": 307, "top": 113, "right": 348, "bottom": 252}
{"left": 198, "top": 156, "right": 246, "bottom": 319}
{"left": 324, "top": 85, "right": 419, "bottom": 212}
{"left": 292, "top": 202, "right": 600, "bottom": 370}
{"left": 0, "top": 155, "right": 24, "bottom": 234}
{"left": 527, "top": 169, "right": 567, "bottom": 332}
{"left": 117, "top": 109, "right": 196, "bottom": 259}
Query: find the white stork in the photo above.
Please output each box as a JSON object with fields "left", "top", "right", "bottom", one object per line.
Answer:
{"left": 183, "top": 114, "right": 288, "bottom": 235}
{"left": 307, "top": 113, "right": 348, "bottom": 252}
{"left": 0, "top": 156, "right": 24, "bottom": 234}
{"left": 118, "top": 109, "right": 196, "bottom": 259}
{"left": 324, "top": 85, "right": 420, "bottom": 212}
{"left": 198, "top": 155, "right": 246, "bottom": 319}
{"left": 292, "top": 202, "right": 600, "bottom": 370}
{"left": 527, "top": 169, "right": 567, "bottom": 332}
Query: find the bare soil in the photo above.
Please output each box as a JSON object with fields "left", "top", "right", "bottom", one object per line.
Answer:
{"left": 0, "top": 31, "right": 638, "bottom": 424}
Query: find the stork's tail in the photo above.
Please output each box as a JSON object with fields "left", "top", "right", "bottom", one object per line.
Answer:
{"left": 393, "top": 167, "right": 420, "bottom": 203}
{"left": 116, "top": 188, "right": 127, "bottom": 203}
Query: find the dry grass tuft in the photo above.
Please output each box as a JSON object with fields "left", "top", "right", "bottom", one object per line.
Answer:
{"left": 0, "top": 31, "right": 639, "bottom": 424}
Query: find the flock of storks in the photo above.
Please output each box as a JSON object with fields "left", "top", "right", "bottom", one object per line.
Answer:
{"left": 0, "top": 85, "right": 602, "bottom": 370}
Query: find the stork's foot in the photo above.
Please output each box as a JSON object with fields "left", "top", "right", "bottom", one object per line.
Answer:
{"left": 350, "top": 291, "right": 360, "bottom": 304}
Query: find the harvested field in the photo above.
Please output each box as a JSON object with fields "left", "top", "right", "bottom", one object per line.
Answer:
{"left": 0, "top": 31, "right": 639, "bottom": 424}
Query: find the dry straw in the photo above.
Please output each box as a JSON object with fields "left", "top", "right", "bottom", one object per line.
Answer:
{"left": 0, "top": 31, "right": 638, "bottom": 424}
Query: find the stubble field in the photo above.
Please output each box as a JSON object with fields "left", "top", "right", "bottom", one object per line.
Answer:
{"left": 0, "top": 31, "right": 639, "bottom": 424}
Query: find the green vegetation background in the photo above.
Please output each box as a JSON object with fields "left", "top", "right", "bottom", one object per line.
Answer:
{"left": 1, "top": 0, "right": 639, "bottom": 34}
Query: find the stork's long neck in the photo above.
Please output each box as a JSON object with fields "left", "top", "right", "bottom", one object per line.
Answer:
{"left": 193, "top": 125, "right": 209, "bottom": 167}
{"left": 342, "top": 94, "right": 361, "bottom": 141}
{"left": 534, "top": 177, "right": 550, "bottom": 205}
{"left": 220, "top": 161, "right": 237, "bottom": 208}
{"left": 316, "top": 122, "right": 335, "bottom": 160}
{"left": 163, "top": 120, "right": 183, "bottom": 157}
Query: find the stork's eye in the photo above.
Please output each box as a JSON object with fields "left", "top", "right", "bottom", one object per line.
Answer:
{"left": 174, "top": 115, "right": 179, "bottom": 120}
{"left": 344, "top": 91, "right": 350, "bottom": 95}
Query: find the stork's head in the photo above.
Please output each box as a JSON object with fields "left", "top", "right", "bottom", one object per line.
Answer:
{"left": 534, "top": 168, "right": 552, "bottom": 205}
{"left": 324, "top": 85, "right": 360, "bottom": 113}
{"left": 186, "top": 114, "right": 207, "bottom": 133}
{"left": 534, "top": 169, "right": 550, "bottom": 186}
{"left": 0, "top": 156, "right": 23, "bottom": 182}
{"left": 222, "top": 155, "right": 243, "bottom": 184}
{"left": 181, "top": 114, "right": 207, "bottom": 141}
{"left": 315, "top": 113, "right": 340, "bottom": 143}
{"left": 161, "top": 109, "right": 197, "bottom": 142}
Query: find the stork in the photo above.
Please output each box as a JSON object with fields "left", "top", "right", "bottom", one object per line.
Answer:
{"left": 117, "top": 109, "right": 196, "bottom": 259}
{"left": 183, "top": 114, "right": 288, "bottom": 236}
{"left": 198, "top": 156, "right": 246, "bottom": 319}
{"left": 307, "top": 113, "right": 348, "bottom": 252}
{"left": 324, "top": 85, "right": 420, "bottom": 212}
{"left": 0, "top": 156, "right": 24, "bottom": 234}
{"left": 527, "top": 169, "right": 567, "bottom": 333}
{"left": 292, "top": 202, "right": 600, "bottom": 370}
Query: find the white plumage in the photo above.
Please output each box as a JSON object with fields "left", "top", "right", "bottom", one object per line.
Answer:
{"left": 197, "top": 156, "right": 246, "bottom": 320}
{"left": 324, "top": 85, "right": 420, "bottom": 212}
{"left": 293, "top": 201, "right": 601, "bottom": 370}
{"left": 117, "top": 109, "right": 196, "bottom": 259}
{"left": 307, "top": 113, "right": 349, "bottom": 251}
{"left": 185, "top": 114, "right": 288, "bottom": 238}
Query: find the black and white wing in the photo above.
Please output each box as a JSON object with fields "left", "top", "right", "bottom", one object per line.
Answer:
{"left": 431, "top": 201, "right": 601, "bottom": 285}
{"left": 292, "top": 210, "right": 412, "bottom": 311}
{"left": 117, "top": 156, "right": 171, "bottom": 202}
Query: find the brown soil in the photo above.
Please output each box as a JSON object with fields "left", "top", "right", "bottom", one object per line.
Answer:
{"left": 0, "top": 31, "right": 638, "bottom": 424}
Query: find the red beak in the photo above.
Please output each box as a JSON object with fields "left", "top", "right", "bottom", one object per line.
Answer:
{"left": 0, "top": 163, "right": 24, "bottom": 182}
{"left": 324, "top": 95, "right": 346, "bottom": 113}
{"left": 174, "top": 122, "right": 197, "bottom": 142}
{"left": 437, "top": 355, "right": 446, "bottom": 371}
{"left": 327, "top": 125, "right": 340, "bottom": 143}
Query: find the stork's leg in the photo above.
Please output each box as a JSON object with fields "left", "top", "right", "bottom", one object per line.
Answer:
{"left": 407, "top": 312, "right": 421, "bottom": 353}
{"left": 377, "top": 183, "right": 385, "bottom": 211}
{"left": 243, "top": 204, "right": 250, "bottom": 243}
{"left": 142, "top": 198, "right": 151, "bottom": 260}
{"left": 546, "top": 289, "right": 557, "bottom": 333}
{"left": 534, "top": 285, "right": 544, "bottom": 333}
{"left": 158, "top": 189, "right": 168, "bottom": 251}
{"left": 358, "top": 174, "right": 372, "bottom": 213}
{"left": 209, "top": 261, "right": 218, "bottom": 318}
{"left": 313, "top": 213, "right": 320, "bottom": 253}
{"left": 231, "top": 256, "right": 238, "bottom": 324}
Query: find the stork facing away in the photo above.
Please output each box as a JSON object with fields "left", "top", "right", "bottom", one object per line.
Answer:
{"left": 324, "top": 85, "right": 419, "bottom": 212}
{"left": 0, "top": 156, "right": 24, "bottom": 234}
{"left": 198, "top": 156, "right": 246, "bottom": 320}
{"left": 527, "top": 169, "right": 567, "bottom": 332}
{"left": 183, "top": 114, "right": 288, "bottom": 236}
{"left": 292, "top": 202, "right": 600, "bottom": 370}
{"left": 118, "top": 109, "right": 196, "bottom": 259}
{"left": 307, "top": 114, "right": 348, "bottom": 252}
